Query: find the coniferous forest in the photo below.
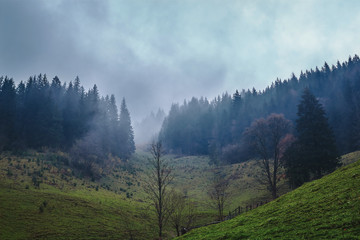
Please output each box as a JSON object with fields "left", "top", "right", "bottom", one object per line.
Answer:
{"left": 3, "top": 1, "right": 360, "bottom": 239}
{"left": 1, "top": 57, "right": 360, "bottom": 239}
{"left": 0, "top": 74, "right": 135, "bottom": 176}
{"left": 2, "top": 56, "right": 359, "bottom": 166}
{"left": 159, "top": 55, "right": 360, "bottom": 163}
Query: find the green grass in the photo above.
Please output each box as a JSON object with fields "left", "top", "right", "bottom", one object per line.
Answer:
{"left": 2, "top": 149, "right": 357, "bottom": 239}
{"left": 0, "top": 151, "right": 155, "bottom": 239}
{"left": 0, "top": 182, "right": 154, "bottom": 239}
{"left": 134, "top": 151, "right": 281, "bottom": 205}
{"left": 131, "top": 151, "right": 280, "bottom": 226}
{"left": 0, "top": 149, "right": 282, "bottom": 239}
{"left": 178, "top": 159, "right": 360, "bottom": 239}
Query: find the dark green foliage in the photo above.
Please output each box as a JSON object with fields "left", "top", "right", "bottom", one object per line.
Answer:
{"left": 0, "top": 74, "right": 135, "bottom": 170}
{"left": 160, "top": 55, "right": 360, "bottom": 163}
{"left": 0, "top": 77, "right": 16, "bottom": 150}
{"left": 32, "top": 176, "right": 40, "bottom": 188}
{"left": 283, "top": 89, "right": 340, "bottom": 188}
{"left": 159, "top": 97, "right": 219, "bottom": 155}
{"left": 282, "top": 143, "right": 308, "bottom": 188}
{"left": 6, "top": 168, "right": 13, "bottom": 177}
{"left": 118, "top": 98, "right": 135, "bottom": 159}
{"left": 296, "top": 88, "right": 340, "bottom": 176}
{"left": 39, "top": 205, "right": 44, "bottom": 213}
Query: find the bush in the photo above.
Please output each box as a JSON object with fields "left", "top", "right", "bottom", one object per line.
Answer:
{"left": 7, "top": 169, "right": 13, "bottom": 177}
{"left": 39, "top": 205, "right": 44, "bottom": 213}
{"left": 220, "top": 144, "right": 251, "bottom": 164}
{"left": 57, "top": 155, "right": 69, "bottom": 166}
{"left": 32, "top": 176, "right": 41, "bottom": 188}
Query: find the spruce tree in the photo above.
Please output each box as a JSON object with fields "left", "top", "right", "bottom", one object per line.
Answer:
{"left": 0, "top": 77, "right": 17, "bottom": 149}
{"left": 107, "top": 94, "right": 120, "bottom": 156}
{"left": 284, "top": 88, "right": 340, "bottom": 187}
{"left": 119, "top": 98, "right": 135, "bottom": 159}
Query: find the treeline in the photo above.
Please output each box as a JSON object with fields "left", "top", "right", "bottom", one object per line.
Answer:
{"left": 159, "top": 55, "right": 360, "bottom": 162}
{"left": 0, "top": 74, "right": 135, "bottom": 162}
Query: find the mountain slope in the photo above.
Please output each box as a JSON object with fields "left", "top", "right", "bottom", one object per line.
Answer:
{"left": 0, "top": 180, "right": 156, "bottom": 240}
{"left": 0, "top": 151, "right": 154, "bottom": 240}
{"left": 179, "top": 159, "right": 360, "bottom": 239}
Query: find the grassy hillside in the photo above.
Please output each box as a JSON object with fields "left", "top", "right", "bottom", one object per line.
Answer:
{"left": 178, "top": 159, "right": 360, "bottom": 239}
{"left": 0, "top": 181, "right": 153, "bottom": 239}
{"left": 2, "top": 150, "right": 358, "bottom": 239}
{"left": 134, "top": 150, "right": 287, "bottom": 206}
{"left": 0, "top": 151, "right": 154, "bottom": 239}
{"left": 0, "top": 149, "right": 285, "bottom": 239}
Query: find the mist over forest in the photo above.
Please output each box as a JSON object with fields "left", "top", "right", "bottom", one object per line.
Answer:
{"left": 2, "top": 1, "right": 360, "bottom": 239}
{"left": 2, "top": 0, "right": 360, "bottom": 124}
{"left": 158, "top": 55, "right": 360, "bottom": 163}
{"left": 1, "top": 55, "right": 359, "bottom": 167}
{"left": 1, "top": 54, "right": 359, "bottom": 239}
{"left": 0, "top": 74, "right": 135, "bottom": 178}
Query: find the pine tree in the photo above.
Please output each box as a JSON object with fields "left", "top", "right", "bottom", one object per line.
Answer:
{"left": 63, "top": 81, "right": 81, "bottom": 147}
{"left": 284, "top": 88, "right": 340, "bottom": 188}
{"left": 0, "top": 77, "right": 17, "bottom": 149}
{"left": 231, "top": 90, "right": 242, "bottom": 142}
{"left": 119, "top": 98, "right": 135, "bottom": 159}
{"left": 107, "top": 94, "right": 119, "bottom": 156}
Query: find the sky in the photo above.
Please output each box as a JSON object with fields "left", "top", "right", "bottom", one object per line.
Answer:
{"left": 1, "top": 0, "right": 360, "bottom": 122}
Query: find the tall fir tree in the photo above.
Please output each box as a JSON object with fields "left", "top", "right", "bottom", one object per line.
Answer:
{"left": 108, "top": 94, "right": 120, "bottom": 156}
{"left": 0, "top": 77, "right": 17, "bottom": 149}
{"left": 119, "top": 98, "right": 135, "bottom": 159}
{"left": 283, "top": 88, "right": 340, "bottom": 188}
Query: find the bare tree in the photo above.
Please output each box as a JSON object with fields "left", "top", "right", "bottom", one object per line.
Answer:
{"left": 244, "top": 113, "right": 291, "bottom": 199}
{"left": 143, "top": 141, "right": 173, "bottom": 239}
{"left": 207, "top": 171, "right": 231, "bottom": 221}
{"left": 169, "top": 191, "right": 196, "bottom": 236}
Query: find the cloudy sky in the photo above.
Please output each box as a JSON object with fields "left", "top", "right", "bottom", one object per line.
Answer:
{"left": 1, "top": 0, "right": 360, "bottom": 121}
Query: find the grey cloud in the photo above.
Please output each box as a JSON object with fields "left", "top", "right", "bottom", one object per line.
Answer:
{"left": 1, "top": 0, "right": 360, "bottom": 123}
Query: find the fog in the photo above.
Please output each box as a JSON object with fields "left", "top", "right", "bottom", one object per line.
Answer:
{"left": 1, "top": 0, "right": 360, "bottom": 126}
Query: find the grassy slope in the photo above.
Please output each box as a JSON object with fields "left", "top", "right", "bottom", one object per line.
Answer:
{"left": 0, "top": 149, "right": 285, "bottom": 239}
{"left": 0, "top": 182, "right": 152, "bottom": 240}
{"left": 132, "top": 151, "right": 283, "bottom": 226}
{"left": 2, "top": 150, "right": 358, "bottom": 239}
{"left": 0, "top": 151, "right": 154, "bottom": 240}
{"left": 135, "top": 151, "right": 285, "bottom": 205}
{"left": 178, "top": 156, "right": 360, "bottom": 239}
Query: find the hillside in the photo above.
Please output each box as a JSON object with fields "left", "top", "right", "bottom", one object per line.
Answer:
{"left": 0, "top": 151, "right": 154, "bottom": 239}
{"left": 1, "top": 150, "right": 359, "bottom": 239}
{"left": 178, "top": 157, "right": 360, "bottom": 239}
{"left": 133, "top": 151, "right": 288, "bottom": 211}
{"left": 0, "top": 149, "right": 286, "bottom": 239}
